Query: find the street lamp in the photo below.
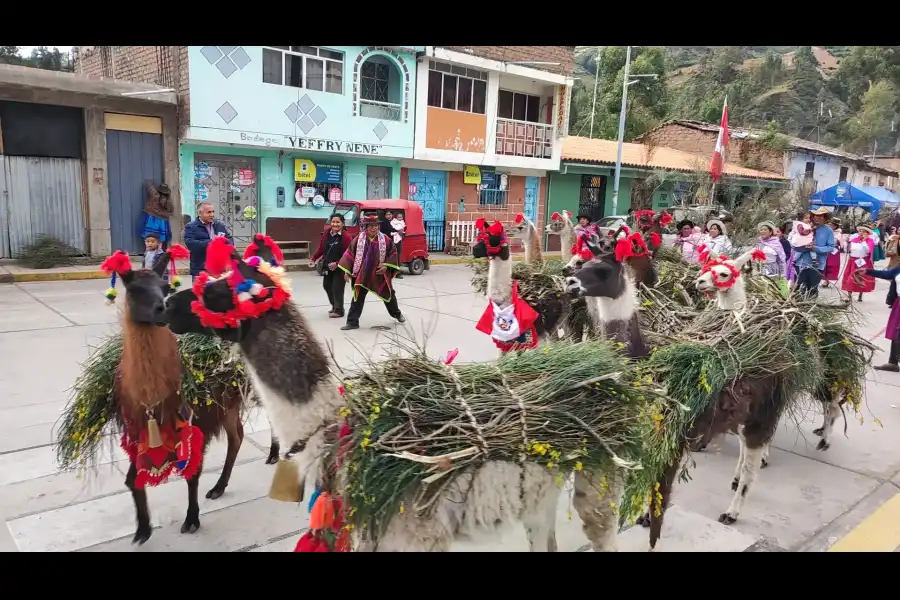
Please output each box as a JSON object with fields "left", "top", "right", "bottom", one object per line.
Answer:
{"left": 610, "top": 46, "right": 658, "bottom": 215}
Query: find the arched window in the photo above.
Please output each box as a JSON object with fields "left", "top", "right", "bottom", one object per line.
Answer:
{"left": 359, "top": 55, "right": 402, "bottom": 121}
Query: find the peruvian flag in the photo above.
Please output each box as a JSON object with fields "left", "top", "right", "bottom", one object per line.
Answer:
{"left": 710, "top": 97, "right": 729, "bottom": 182}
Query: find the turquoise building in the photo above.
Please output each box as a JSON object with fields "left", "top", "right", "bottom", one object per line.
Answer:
{"left": 181, "top": 45, "right": 421, "bottom": 245}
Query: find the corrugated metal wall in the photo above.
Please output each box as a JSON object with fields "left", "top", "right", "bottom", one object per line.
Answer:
{"left": 0, "top": 156, "right": 87, "bottom": 258}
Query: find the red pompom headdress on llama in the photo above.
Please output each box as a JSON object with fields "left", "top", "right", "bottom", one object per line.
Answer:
{"left": 474, "top": 218, "right": 508, "bottom": 255}
{"left": 614, "top": 232, "right": 651, "bottom": 263}
{"left": 190, "top": 236, "right": 291, "bottom": 329}
{"left": 699, "top": 249, "right": 767, "bottom": 290}
{"left": 243, "top": 234, "right": 285, "bottom": 268}
{"left": 100, "top": 244, "right": 189, "bottom": 304}
{"left": 571, "top": 233, "right": 595, "bottom": 261}
{"left": 550, "top": 210, "right": 572, "bottom": 223}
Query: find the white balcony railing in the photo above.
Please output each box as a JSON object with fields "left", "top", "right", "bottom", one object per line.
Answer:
{"left": 360, "top": 99, "right": 402, "bottom": 121}
{"left": 495, "top": 117, "right": 554, "bottom": 159}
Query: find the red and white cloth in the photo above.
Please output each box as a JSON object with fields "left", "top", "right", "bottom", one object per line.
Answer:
{"left": 476, "top": 281, "right": 539, "bottom": 352}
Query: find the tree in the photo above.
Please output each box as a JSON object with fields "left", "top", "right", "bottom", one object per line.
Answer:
{"left": 0, "top": 46, "right": 71, "bottom": 72}
{"left": 844, "top": 80, "right": 896, "bottom": 154}
{"left": 0, "top": 46, "right": 24, "bottom": 66}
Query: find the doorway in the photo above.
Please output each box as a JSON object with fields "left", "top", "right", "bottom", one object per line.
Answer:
{"left": 193, "top": 154, "right": 259, "bottom": 247}
{"left": 579, "top": 174, "right": 606, "bottom": 222}
{"left": 366, "top": 166, "right": 392, "bottom": 199}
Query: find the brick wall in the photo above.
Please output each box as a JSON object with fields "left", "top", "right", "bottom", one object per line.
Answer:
{"left": 440, "top": 46, "right": 576, "bottom": 76}
{"left": 75, "top": 46, "right": 190, "bottom": 135}
{"left": 641, "top": 123, "right": 785, "bottom": 174}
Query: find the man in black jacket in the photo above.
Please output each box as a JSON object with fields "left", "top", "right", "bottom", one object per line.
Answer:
{"left": 184, "top": 202, "right": 233, "bottom": 280}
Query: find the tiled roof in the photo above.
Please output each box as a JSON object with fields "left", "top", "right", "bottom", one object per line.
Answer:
{"left": 636, "top": 119, "right": 899, "bottom": 177}
{"left": 562, "top": 136, "right": 787, "bottom": 181}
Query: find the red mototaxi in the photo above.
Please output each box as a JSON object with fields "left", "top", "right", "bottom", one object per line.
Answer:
{"left": 321, "top": 199, "right": 430, "bottom": 275}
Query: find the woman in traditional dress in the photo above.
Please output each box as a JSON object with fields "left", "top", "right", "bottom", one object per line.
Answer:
{"left": 841, "top": 224, "right": 876, "bottom": 302}
{"left": 699, "top": 219, "right": 731, "bottom": 256}
{"left": 873, "top": 221, "right": 886, "bottom": 262}
{"left": 673, "top": 219, "right": 701, "bottom": 263}
{"left": 821, "top": 218, "right": 843, "bottom": 288}
{"left": 140, "top": 182, "right": 173, "bottom": 249}
{"left": 859, "top": 263, "right": 900, "bottom": 372}
{"left": 886, "top": 227, "right": 900, "bottom": 269}
{"left": 756, "top": 221, "right": 786, "bottom": 277}
{"left": 310, "top": 213, "right": 352, "bottom": 318}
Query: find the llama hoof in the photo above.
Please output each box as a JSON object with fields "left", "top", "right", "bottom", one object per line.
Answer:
{"left": 812, "top": 427, "right": 824, "bottom": 437}
{"left": 816, "top": 439, "right": 830, "bottom": 451}
{"left": 180, "top": 515, "right": 201, "bottom": 534}
{"left": 760, "top": 458, "right": 769, "bottom": 468}
{"left": 731, "top": 478, "right": 740, "bottom": 491}
{"left": 132, "top": 524, "right": 152, "bottom": 545}
{"left": 265, "top": 452, "right": 279, "bottom": 465}
{"left": 718, "top": 513, "right": 738, "bottom": 525}
{"left": 636, "top": 512, "right": 651, "bottom": 527}
{"left": 206, "top": 484, "right": 227, "bottom": 500}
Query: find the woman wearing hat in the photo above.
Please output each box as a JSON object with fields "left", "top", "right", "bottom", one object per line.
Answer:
{"left": 756, "top": 221, "right": 786, "bottom": 278}
{"left": 673, "top": 219, "right": 701, "bottom": 262}
{"left": 699, "top": 219, "right": 731, "bottom": 257}
{"left": 841, "top": 224, "right": 876, "bottom": 302}
{"left": 141, "top": 182, "right": 173, "bottom": 249}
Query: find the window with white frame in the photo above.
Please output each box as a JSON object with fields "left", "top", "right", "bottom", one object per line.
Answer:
{"left": 427, "top": 61, "right": 487, "bottom": 114}
{"left": 498, "top": 90, "right": 542, "bottom": 123}
{"left": 262, "top": 46, "right": 343, "bottom": 94}
{"left": 478, "top": 172, "right": 509, "bottom": 207}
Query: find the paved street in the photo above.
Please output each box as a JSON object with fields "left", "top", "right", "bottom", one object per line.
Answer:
{"left": 2, "top": 264, "right": 900, "bottom": 552}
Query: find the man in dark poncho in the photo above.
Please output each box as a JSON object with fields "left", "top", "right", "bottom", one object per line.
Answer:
{"left": 338, "top": 214, "right": 406, "bottom": 330}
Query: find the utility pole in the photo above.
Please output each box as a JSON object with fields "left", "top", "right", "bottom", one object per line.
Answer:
{"left": 611, "top": 46, "right": 631, "bottom": 216}
{"left": 589, "top": 48, "right": 602, "bottom": 138}
{"left": 611, "top": 47, "right": 658, "bottom": 216}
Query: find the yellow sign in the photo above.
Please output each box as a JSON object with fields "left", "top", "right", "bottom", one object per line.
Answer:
{"left": 294, "top": 159, "right": 317, "bottom": 182}
{"left": 463, "top": 165, "right": 481, "bottom": 185}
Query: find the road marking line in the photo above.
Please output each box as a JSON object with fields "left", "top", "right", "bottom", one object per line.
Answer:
{"left": 828, "top": 492, "right": 900, "bottom": 552}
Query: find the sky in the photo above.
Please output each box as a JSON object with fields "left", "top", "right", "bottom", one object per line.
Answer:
{"left": 18, "top": 46, "right": 72, "bottom": 56}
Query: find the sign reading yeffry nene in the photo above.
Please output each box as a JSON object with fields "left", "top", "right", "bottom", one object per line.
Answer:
{"left": 238, "top": 132, "right": 382, "bottom": 155}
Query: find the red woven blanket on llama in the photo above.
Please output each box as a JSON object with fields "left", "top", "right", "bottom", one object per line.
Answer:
{"left": 121, "top": 413, "right": 204, "bottom": 490}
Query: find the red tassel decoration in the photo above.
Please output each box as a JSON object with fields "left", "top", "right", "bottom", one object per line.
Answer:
{"left": 204, "top": 236, "right": 236, "bottom": 277}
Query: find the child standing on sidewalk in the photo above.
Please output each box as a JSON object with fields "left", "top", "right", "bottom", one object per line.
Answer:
{"left": 142, "top": 233, "right": 168, "bottom": 282}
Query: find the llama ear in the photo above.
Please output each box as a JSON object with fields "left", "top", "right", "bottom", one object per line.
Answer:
{"left": 514, "top": 213, "right": 525, "bottom": 225}
{"left": 152, "top": 253, "right": 171, "bottom": 278}
{"left": 731, "top": 249, "right": 759, "bottom": 270}
{"left": 120, "top": 270, "right": 135, "bottom": 286}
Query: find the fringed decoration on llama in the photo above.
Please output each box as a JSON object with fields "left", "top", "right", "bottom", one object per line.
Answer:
{"left": 120, "top": 408, "right": 205, "bottom": 490}
{"left": 475, "top": 281, "right": 540, "bottom": 353}
{"left": 697, "top": 243, "right": 710, "bottom": 264}
{"left": 100, "top": 251, "right": 132, "bottom": 304}
{"left": 699, "top": 250, "right": 767, "bottom": 291}
{"left": 243, "top": 233, "right": 285, "bottom": 268}
{"left": 295, "top": 422, "right": 352, "bottom": 552}
{"left": 514, "top": 213, "right": 526, "bottom": 225}
{"left": 635, "top": 209, "right": 656, "bottom": 230}
{"left": 572, "top": 233, "right": 594, "bottom": 261}
{"left": 649, "top": 232, "right": 663, "bottom": 249}
{"left": 658, "top": 210, "right": 673, "bottom": 227}
{"left": 190, "top": 236, "right": 291, "bottom": 329}
{"left": 165, "top": 244, "right": 189, "bottom": 289}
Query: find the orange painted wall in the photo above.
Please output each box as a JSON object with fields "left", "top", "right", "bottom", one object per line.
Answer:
{"left": 425, "top": 107, "right": 487, "bottom": 152}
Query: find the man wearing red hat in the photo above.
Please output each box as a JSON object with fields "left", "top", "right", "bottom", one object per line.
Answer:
{"left": 338, "top": 214, "right": 406, "bottom": 330}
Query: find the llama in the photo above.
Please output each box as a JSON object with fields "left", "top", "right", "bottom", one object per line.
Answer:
{"left": 473, "top": 218, "right": 564, "bottom": 350}
{"left": 546, "top": 210, "right": 576, "bottom": 260}
{"left": 100, "top": 246, "right": 245, "bottom": 544}
{"left": 634, "top": 209, "right": 673, "bottom": 256}
{"left": 564, "top": 230, "right": 655, "bottom": 358}
{"left": 163, "top": 236, "right": 563, "bottom": 552}
{"left": 508, "top": 213, "right": 543, "bottom": 264}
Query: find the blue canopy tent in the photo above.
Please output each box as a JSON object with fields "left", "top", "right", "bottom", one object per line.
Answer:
{"left": 810, "top": 183, "right": 882, "bottom": 217}
{"left": 858, "top": 186, "right": 900, "bottom": 207}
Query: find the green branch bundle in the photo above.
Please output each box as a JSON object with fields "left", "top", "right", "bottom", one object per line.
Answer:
{"left": 55, "top": 333, "right": 251, "bottom": 472}
{"left": 339, "top": 339, "right": 672, "bottom": 540}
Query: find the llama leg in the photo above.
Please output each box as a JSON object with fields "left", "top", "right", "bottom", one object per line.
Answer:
{"left": 181, "top": 454, "right": 205, "bottom": 534}
{"left": 573, "top": 469, "right": 622, "bottom": 552}
{"left": 760, "top": 443, "right": 770, "bottom": 468}
{"left": 814, "top": 396, "right": 842, "bottom": 451}
{"left": 720, "top": 442, "right": 766, "bottom": 525}
{"left": 523, "top": 485, "right": 559, "bottom": 552}
{"left": 207, "top": 412, "right": 244, "bottom": 499}
{"left": 125, "top": 461, "right": 153, "bottom": 544}
{"left": 731, "top": 437, "right": 746, "bottom": 491}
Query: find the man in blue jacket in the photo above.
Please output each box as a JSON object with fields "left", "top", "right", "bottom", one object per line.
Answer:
{"left": 184, "top": 202, "right": 233, "bottom": 280}
{"left": 792, "top": 206, "right": 834, "bottom": 299}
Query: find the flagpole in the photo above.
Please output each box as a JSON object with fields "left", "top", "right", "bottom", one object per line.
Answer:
{"left": 708, "top": 96, "right": 728, "bottom": 207}
{"left": 611, "top": 45, "right": 631, "bottom": 216}
{"left": 589, "top": 48, "right": 601, "bottom": 138}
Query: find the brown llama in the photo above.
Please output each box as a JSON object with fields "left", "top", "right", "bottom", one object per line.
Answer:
{"left": 101, "top": 247, "right": 245, "bottom": 544}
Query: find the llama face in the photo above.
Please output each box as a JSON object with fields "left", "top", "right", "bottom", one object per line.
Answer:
{"left": 545, "top": 213, "right": 570, "bottom": 235}
{"left": 695, "top": 264, "right": 735, "bottom": 293}
{"left": 564, "top": 257, "right": 626, "bottom": 299}
{"left": 508, "top": 215, "right": 532, "bottom": 239}
{"left": 562, "top": 232, "right": 608, "bottom": 277}
{"left": 121, "top": 259, "right": 172, "bottom": 326}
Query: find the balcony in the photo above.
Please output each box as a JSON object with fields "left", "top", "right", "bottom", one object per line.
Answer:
{"left": 495, "top": 118, "right": 554, "bottom": 159}
{"left": 360, "top": 99, "right": 402, "bottom": 121}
